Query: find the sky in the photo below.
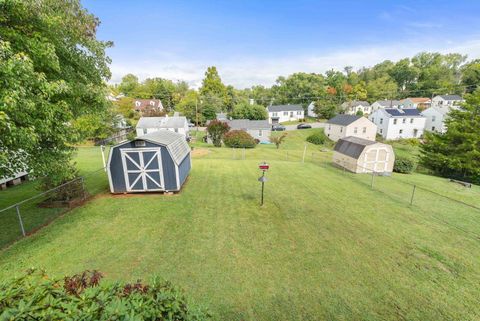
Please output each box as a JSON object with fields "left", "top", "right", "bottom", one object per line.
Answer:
{"left": 82, "top": 0, "right": 480, "bottom": 89}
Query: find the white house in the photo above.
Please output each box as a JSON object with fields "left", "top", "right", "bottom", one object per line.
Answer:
{"left": 421, "top": 107, "right": 448, "bottom": 133}
{"left": 325, "top": 115, "right": 377, "bottom": 142}
{"left": 307, "top": 102, "right": 317, "bottom": 118}
{"left": 368, "top": 108, "right": 426, "bottom": 140}
{"left": 136, "top": 116, "right": 189, "bottom": 137}
{"left": 371, "top": 100, "right": 401, "bottom": 112}
{"left": 400, "top": 97, "right": 431, "bottom": 110}
{"left": 267, "top": 105, "right": 304, "bottom": 124}
{"left": 431, "top": 95, "right": 464, "bottom": 113}
{"left": 226, "top": 119, "right": 271, "bottom": 143}
{"left": 341, "top": 101, "right": 371, "bottom": 115}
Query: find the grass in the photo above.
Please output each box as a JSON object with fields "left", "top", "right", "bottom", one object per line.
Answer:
{"left": 1, "top": 131, "right": 480, "bottom": 320}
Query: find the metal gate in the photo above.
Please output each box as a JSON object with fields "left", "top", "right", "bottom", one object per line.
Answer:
{"left": 120, "top": 148, "right": 164, "bottom": 192}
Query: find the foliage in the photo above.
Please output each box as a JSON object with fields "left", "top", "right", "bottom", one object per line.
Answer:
{"left": 313, "top": 100, "right": 337, "bottom": 119}
{"left": 223, "top": 130, "right": 256, "bottom": 148}
{"left": 0, "top": 268, "right": 211, "bottom": 320}
{"left": 461, "top": 59, "right": 480, "bottom": 93}
{"left": 393, "top": 156, "right": 418, "bottom": 174}
{"left": 0, "top": 0, "right": 111, "bottom": 188}
{"left": 176, "top": 90, "right": 201, "bottom": 124}
{"left": 269, "top": 133, "right": 287, "bottom": 149}
{"left": 306, "top": 130, "right": 328, "bottom": 145}
{"left": 420, "top": 89, "right": 480, "bottom": 183}
{"left": 200, "top": 66, "right": 227, "bottom": 100}
{"left": 356, "top": 110, "right": 364, "bottom": 116}
{"left": 206, "top": 120, "right": 230, "bottom": 147}
{"left": 230, "top": 102, "right": 268, "bottom": 120}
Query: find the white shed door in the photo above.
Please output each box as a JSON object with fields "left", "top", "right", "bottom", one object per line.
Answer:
{"left": 120, "top": 148, "right": 164, "bottom": 192}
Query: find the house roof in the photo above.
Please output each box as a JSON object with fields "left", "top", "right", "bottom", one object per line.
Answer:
{"left": 267, "top": 104, "right": 303, "bottom": 112}
{"left": 437, "top": 94, "right": 463, "bottom": 101}
{"left": 343, "top": 101, "right": 370, "bottom": 107}
{"left": 334, "top": 136, "right": 377, "bottom": 159}
{"left": 403, "top": 97, "right": 431, "bottom": 103}
{"left": 421, "top": 107, "right": 448, "bottom": 116}
{"left": 216, "top": 112, "right": 228, "bottom": 120}
{"left": 383, "top": 108, "right": 423, "bottom": 117}
{"left": 227, "top": 119, "right": 270, "bottom": 130}
{"left": 136, "top": 116, "right": 187, "bottom": 129}
{"left": 374, "top": 99, "right": 401, "bottom": 107}
{"left": 327, "top": 114, "right": 361, "bottom": 126}
{"left": 133, "top": 99, "right": 163, "bottom": 111}
{"left": 136, "top": 131, "right": 190, "bottom": 165}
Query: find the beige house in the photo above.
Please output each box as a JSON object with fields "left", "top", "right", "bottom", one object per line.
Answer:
{"left": 333, "top": 136, "right": 395, "bottom": 174}
{"left": 325, "top": 115, "right": 377, "bottom": 142}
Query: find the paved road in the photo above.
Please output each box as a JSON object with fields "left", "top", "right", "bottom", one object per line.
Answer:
{"left": 284, "top": 122, "right": 326, "bottom": 131}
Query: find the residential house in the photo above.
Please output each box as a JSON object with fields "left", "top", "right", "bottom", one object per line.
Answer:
{"left": 421, "top": 107, "right": 449, "bottom": 133}
{"left": 135, "top": 116, "right": 189, "bottom": 137}
{"left": 133, "top": 99, "right": 164, "bottom": 114}
{"left": 216, "top": 112, "right": 228, "bottom": 121}
{"left": 307, "top": 102, "right": 317, "bottom": 118}
{"left": 400, "top": 97, "right": 431, "bottom": 110}
{"left": 368, "top": 108, "right": 426, "bottom": 140}
{"left": 267, "top": 105, "right": 304, "bottom": 124}
{"left": 371, "top": 100, "right": 401, "bottom": 112}
{"left": 333, "top": 136, "right": 394, "bottom": 174}
{"left": 341, "top": 101, "right": 371, "bottom": 115}
{"left": 431, "top": 95, "right": 464, "bottom": 113}
{"left": 226, "top": 119, "right": 271, "bottom": 143}
{"left": 325, "top": 115, "right": 377, "bottom": 142}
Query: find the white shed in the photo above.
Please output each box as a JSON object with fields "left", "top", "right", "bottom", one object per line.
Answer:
{"left": 332, "top": 136, "right": 395, "bottom": 174}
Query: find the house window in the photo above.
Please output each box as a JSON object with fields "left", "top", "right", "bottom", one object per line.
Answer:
{"left": 413, "top": 129, "right": 418, "bottom": 137}
{"left": 402, "top": 118, "right": 406, "bottom": 124}
{"left": 410, "top": 118, "right": 414, "bottom": 124}
{"left": 380, "top": 118, "right": 383, "bottom": 124}
{"left": 432, "top": 116, "right": 436, "bottom": 122}
{"left": 340, "top": 127, "right": 343, "bottom": 133}
{"left": 297, "top": 111, "right": 302, "bottom": 115}
{"left": 174, "top": 128, "right": 178, "bottom": 133}
{"left": 143, "top": 128, "right": 147, "bottom": 135}
{"left": 273, "top": 112, "right": 278, "bottom": 117}
{"left": 258, "top": 130, "right": 263, "bottom": 137}
{"left": 432, "top": 126, "right": 436, "bottom": 131}
{"left": 283, "top": 111, "right": 288, "bottom": 116}
{"left": 380, "top": 129, "right": 383, "bottom": 134}
{"left": 290, "top": 111, "right": 294, "bottom": 116}
{"left": 362, "top": 127, "right": 366, "bottom": 133}
{"left": 354, "top": 127, "right": 358, "bottom": 134}
{"left": 393, "top": 119, "right": 398, "bottom": 125}
{"left": 399, "top": 129, "right": 403, "bottom": 134}
{"left": 372, "top": 117, "right": 375, "bottom": 123}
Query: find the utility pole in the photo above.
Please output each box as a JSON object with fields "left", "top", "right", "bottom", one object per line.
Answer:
{"left": 195, "top": 98, "right": 199, "bottom": 132}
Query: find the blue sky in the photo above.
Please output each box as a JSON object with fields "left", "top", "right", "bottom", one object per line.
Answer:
{"left": 83, "top": 0, "right": 480, "bottom": 88}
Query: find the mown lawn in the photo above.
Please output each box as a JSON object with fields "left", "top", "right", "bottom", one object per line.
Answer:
{"left": 1, "top": 135, "right": 480, "bottom": 320}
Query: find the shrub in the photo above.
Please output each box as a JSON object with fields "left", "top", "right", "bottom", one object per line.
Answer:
{"left": 393, "top": 156, "right": 418, "bottom": 174}
{"left": 270, "top": 132, "right": 287, "bottom": 149}
{"left": 206, "top": 120, "right": 230, "bottom": 147}
{"left": 306, "top": 130, "right": 328, "bottom": 145}
{"left": 223, "top": 130, "right": 256, "bottom": 148}
{"left": 0, "top": 269, "right": 211, "bottom": 320}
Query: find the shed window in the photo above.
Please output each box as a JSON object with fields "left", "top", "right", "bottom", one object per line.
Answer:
{"left": 135, "top": 140, "right": 146, "bottom": 147}
{"left": 340, "top": 127, "right": 343, "bottom": 133}
{"left": 143, "top": 128, "right": 147, "bottom": 135}
{"left": 363, "top": 127, "right": 366, "bottom": 133}
{"left": 258, "top": 130, "right": 263, "bottom": 137}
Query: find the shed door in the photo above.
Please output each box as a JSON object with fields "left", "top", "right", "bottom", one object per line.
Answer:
{"left": 120, "top": 148, "right": 164, "bottom": 192}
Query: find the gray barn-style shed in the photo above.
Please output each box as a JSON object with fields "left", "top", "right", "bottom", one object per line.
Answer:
{"left": 107, "top": 131, "right": 191, "bottom": 193}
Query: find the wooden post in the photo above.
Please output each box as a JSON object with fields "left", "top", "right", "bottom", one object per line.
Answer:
{"left": 101, "top": 145, "right": 106, "bottom": 172}
{"left": 370, "top": 171, "right": 375, "bottom": 189}
{"left": 410, "top": 185, "right": 416, "bottom": 205}
{"left": 16, "top": 205, "right": 26, "bottom": 237}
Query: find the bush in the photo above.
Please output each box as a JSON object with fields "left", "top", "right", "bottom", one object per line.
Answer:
{"left": 206, "top": 120, "right": 230, "bottom": 147}
{"left": 306, "top": 130, "right": 328, "bottom": 145}
{"left": 223, "top": 130, "right": 256, "bottom": 148}
{"left": 0, "top": 269, "right": 211, "bottom": 320}
{"left": 393, "top": 156, "right": 418, "bottom": 174}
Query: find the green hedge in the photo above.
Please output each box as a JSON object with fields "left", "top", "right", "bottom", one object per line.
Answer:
{"left": 393, "top": 156, "right": 418, "bottom": 174}
{"left": 223, "top": 130, "right": 256, "bottom": 148}
{"left": 0, "top": 269, "right": 211, "bottom": 320}
{"left": 306, "top": 131, "right": 328, "bottom": 145}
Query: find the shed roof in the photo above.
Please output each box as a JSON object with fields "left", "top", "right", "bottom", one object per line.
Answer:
{"left": 334, "top": 136, "right": 377, "bottom": 159}
{"left": 136, "top": 116, "right": 187, "bottom": 129}
{"left": 267, "top": 104, "right": 303, "bottom": 112}
{"left": 327, "top": 114, "right": 361, "bottom": 126}
{"left": 437, "top": 94, "right": 463, "bottom": 101}
{"left": 136, "top": 131, "right": 190, "bottom": 165}
{"left": 383, "top": 108, "right": 423, "bottom": 117}
{"left": 374, "top": 99, "right": 401, "bottom": 107}
{"left": 227, "top": 119, "right": 270, "bottom": 130}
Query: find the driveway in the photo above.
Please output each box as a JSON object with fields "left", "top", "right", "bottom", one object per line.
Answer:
{"left": 285, "top": 122, "right": 326, "bottom": 131}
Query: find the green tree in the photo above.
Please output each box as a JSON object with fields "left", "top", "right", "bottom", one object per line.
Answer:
{"left": 0, "top": 0, "right": 111, "bottom": 187}
{"left": 118, "top": 74, "right": 140, "bottom": 96}
{"left": 461, "top": 59, "right": 480, "bottom": 93}
{"left": 206, "top": 120, "right": 230, "bottom": 147}
{"left": 200, "top": 66, "right": 227, "bottom": 99}
{"left": 176, "top": 90, "right": 201, "bottom": 124}
{"left": 230, "top": 102, "right": 267, "bottom": 120}
{"left": 420, "top": 89, "right": 480, "bottom": 183}
{"left": 366, "top": 76, "right": 398, "bottom": 101}
{"left": 271, "top": 72, "right": 325, "bottom": 106}
{"left": 313, "top": 99, "right": 337, "bottom": 119}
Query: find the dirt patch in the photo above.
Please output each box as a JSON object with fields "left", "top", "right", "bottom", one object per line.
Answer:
{"left": 191, "top": 148, "right": 209, "bottom": 157}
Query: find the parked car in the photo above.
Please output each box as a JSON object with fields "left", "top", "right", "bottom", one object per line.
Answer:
{"left": 272, "top": 124, "right": 286, "bottom": 131}
{"left": 297, "top": 123, "right": 312, "bottom": 129}
{"left": 188, "top": 122, "right": 195, "bottom": 128}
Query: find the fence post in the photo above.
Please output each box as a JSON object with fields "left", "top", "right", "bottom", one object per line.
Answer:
{"left": 370, "top": 171, "right": 375, "bottom": 189}
{"left": 232, "top": 147, "right": 235, "bottom": 160}
{"left": 410, "top": 185, "right": 416, "bottom": 205}
{"left": 243, "top": 147, "right": 245, "bottom": 160}
{"left": 16, "top": 205, "right": 26, "bottom": 237}
{"left": 286, "top": 151, "right": 289, "bottom": 161}
{"left": 80, "top": 177, "right": 87, "bottom": 201}
{"left": 100, "top": 145, "right": 106, "bottom": 172}
{"left": 302, "top": 144, "right": 307, "bottom": 163}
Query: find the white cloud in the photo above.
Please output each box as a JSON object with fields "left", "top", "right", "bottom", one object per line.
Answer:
{"left": 109, "top": 38, "right": 480, "bottom": 89}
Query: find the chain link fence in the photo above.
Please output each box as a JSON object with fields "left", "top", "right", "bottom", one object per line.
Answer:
{"left": 0, "top": 167, "right": 108, "bottom": 249}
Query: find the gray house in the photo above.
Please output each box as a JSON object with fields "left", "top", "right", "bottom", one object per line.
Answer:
{"left": 107, "top": 131, "right": 191, "bottom": 193}
{"left": 226, "top": 119, "right": 271, "bottom": 143}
